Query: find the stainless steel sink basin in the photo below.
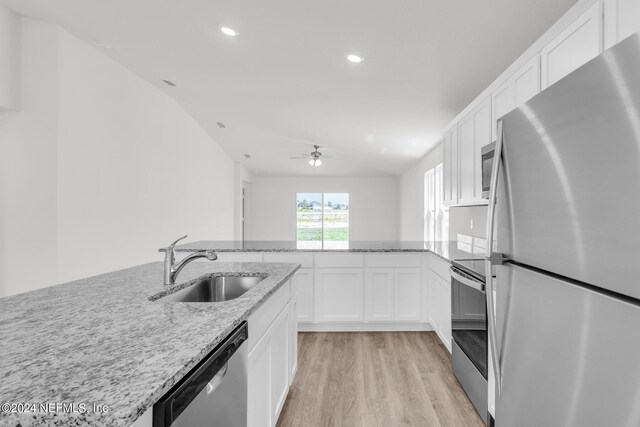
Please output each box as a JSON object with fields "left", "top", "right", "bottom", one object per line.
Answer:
{"left": 161, "top": 276, "right": 263, "bottom": 302}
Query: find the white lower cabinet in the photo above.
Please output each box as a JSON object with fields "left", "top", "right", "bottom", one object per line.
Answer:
{"left": 365, "top": 268, "right": 394, "bottom": 321}
{"left": 428, "top": 255, "right": 452, "bottom": 352}
{"left": 289, "top": 294, "right": 298, "bottom": 383}
{"left": 269, "top": 308, "right": 290, "bottom": 426}
{"left": 315, "top": 268, "right": 364, "bottom": 322}
{"left": 394, "top": 268, "right": 421, "bottom": 321}
{"left": 247, "top": 282, "right": 296, "bottom": 427}
{"left": 292, "top": 268, "right": 313, "bottom": 322}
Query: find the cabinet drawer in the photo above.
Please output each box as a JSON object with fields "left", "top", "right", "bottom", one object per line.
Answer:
{"left": 430, "top": 254, "right": 451, "bottom": 282}
{"left": 365, "top": 253, "right": 421, "bottom": 268}
{"left": 263, "top": 253, "right": 314, "bottom": 268}
{"left": 247, "top": 281, "right": 290, "bottom": 352}
{"left": 315, "top": 253, "right": 364, "bottom": 268}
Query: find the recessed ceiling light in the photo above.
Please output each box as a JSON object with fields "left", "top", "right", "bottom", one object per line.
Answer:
{"left": 162, "top": 80, "right": 176, "bottom": 87}
{"left": 220, "top": 26, "right": 238, "bottom": 37}
{"left": 217, "top": 122, "right": 226, "bottom": 128}
{"left": 347, "top": 54, "right": 364, "bottom": 63}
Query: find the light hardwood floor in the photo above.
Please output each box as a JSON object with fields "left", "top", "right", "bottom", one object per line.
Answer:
{"left": 277, "top": 332, "right": 485, "bottom": 427}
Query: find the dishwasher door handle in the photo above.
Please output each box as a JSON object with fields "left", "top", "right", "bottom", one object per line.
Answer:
{"left": 205, "top": 363, "right": 228, "bottom": 395}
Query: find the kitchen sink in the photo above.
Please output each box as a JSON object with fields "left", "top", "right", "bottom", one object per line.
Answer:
{"left": 161, "top": 275, "right": 263, "bottom": 302}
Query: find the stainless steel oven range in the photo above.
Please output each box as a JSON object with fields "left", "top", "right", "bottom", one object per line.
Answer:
{"left": 450, "top": 259, "right": 489, "bottom": 425}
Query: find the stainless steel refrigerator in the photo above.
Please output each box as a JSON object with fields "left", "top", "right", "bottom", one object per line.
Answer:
{"left": 486, "top": 33, "right": 640, "bottom": 427}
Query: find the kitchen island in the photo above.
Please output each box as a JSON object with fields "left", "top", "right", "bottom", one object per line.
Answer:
{"left": 0, "top": 260, "right": 299, "bottom": 427}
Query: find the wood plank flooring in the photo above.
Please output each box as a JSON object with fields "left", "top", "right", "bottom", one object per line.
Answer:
{"left": 277, "top": 332, "right": 485, "bottom": 427}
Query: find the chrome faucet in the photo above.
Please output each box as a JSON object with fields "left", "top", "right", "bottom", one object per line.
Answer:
{"left": 164, "top": 235, "right": 218, "bottom": 285}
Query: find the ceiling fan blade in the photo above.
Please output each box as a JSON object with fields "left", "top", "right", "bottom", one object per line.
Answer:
{"left": 289, "top": 156, "right": 310, "bottom": 159}
{"left": 321, "top": 155, "right": 336, "bottom": 159}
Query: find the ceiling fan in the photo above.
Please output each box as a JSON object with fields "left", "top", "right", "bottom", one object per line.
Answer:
{"left": 289, "top": 145, "right": 333, "bottom": 167}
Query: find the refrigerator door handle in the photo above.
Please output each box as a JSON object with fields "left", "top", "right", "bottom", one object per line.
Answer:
{"left": 485, "top": 120, "right": 504, "bottom": 396}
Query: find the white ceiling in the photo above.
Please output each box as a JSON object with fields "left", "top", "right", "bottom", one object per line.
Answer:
{"left": 2, "top": 0, "right": 578, "bottom": 176}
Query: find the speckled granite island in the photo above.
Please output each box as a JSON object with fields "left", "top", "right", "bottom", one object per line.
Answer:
{"left": 0, "top": 260, "right": 300, "bottom": 427}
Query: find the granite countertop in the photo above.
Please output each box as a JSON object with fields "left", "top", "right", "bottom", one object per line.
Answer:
{"left": 0, "top": 261, "right": 300, "bottom": 427}
{"left": 162, "top": 240, "right": 483, "bottom": 262}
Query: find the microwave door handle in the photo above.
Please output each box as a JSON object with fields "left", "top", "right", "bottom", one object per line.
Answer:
{"left": 485, "top": 120, "right": 504, "bottom": 396}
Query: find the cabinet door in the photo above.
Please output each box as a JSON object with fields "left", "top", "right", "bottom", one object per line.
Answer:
{"left": 248, "top": 333, "right": 271, "bottom": 427}
{"left": 365, "top": 268, "right": 394, "bottom": 321}
{"left": 605, "top": 0, "right": 640, "bottom": 48}
{"left": 473, "top": 98, "right": 491, "bottom": 200}
{"left": 270, "top": 307, "right": 290, "bottom": 426}
{"left": 458, "top": 113, "right": 475, "bottom": 204}
{"left": 292, "top": 268, "right": 313, "bottom": 322}
{"left": 492, "top": 80, "right": 514, "bottom": 141}
{"left": 429, "top": 272, "right": 452, "bottom": 352}
{"left": 289, "top": 295, "right": 298, "bottom": 384}
{"left": 541, "top": 1, "right": 603, "bottom": 88}
{"left": 443, "top": 127, "right": 459, "bottom": 206}
{"left": 394, "top": 268, "right": 421, "bottom": 321}
{"left": 513, "top": 55, "right": 540, "bottom": 107}
{"left": 316, "top": 268, "right": 364, "bottom": 322}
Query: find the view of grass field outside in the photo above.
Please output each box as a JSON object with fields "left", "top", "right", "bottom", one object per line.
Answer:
{"left": 296, "top": 193, "right": 349, "bottom": 249}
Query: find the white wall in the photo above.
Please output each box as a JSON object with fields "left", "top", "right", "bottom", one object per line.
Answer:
{"left": 0, "top": 19, "right": 235, "bottom": 296}
{"left": 399, "top": 144, "right": 443, "bottom": 241}
{"left": 0, "top": 19, "right": 58, "bottom": 295}
{"left": 0, "top": 4, "right": 20, "bottom": 110}
{"left": 246, "top": 176, "right": 400, "bottom": 241}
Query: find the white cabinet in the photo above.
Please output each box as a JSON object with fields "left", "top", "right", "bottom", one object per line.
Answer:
{"left": 443, "top": 126, "right": 459, "bottom": 206}
{"left": 605, "top": 0, "right": 640, "bottom": 48}
{"left": 429, "top": 272, "right": 451, "bottom": 352}
{"left": 269, "top": 308, "right": 290, "bottom": 426}
{"left": 365, "top": 268, "right": 394, "bottom": 321}
{"left": 292, "top": 268, "right": 313, "bottom": 322}
{"left": 248, "top": 330, "right": 272, "bottom": 427}
{"left": 541, "top": 1, "right": 603, "bottom": 88}
{"left": 289, "top": 294, "right": 298, "bottom": 383}
{"left": 247, "top": 282, "right": 295, "bottom": 427}
{"left": 315, "top": 268, "right": 364, "bottom": 322}
{"left": 457, "top": 97, "right": 491, "bottom": 205}
{"left": 428, "top": 255, "right": 452, "bottom": 352}
{"left": 492, "top": 55, "right": 541, "bottom": 139}
{"left": 364, "top": 267, "right": 421, "bottom": 322}
{"left": 393, "top": 268, "right": 422, "bottom": 321}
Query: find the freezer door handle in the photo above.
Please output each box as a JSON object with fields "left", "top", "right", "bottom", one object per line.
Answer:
{"left": 485, "top": 120, "right": 503, "bottom": 396}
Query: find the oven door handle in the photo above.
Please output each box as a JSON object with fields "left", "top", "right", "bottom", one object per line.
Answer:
{"left": 450, "top": 268, "right": 485, "bottom": 293}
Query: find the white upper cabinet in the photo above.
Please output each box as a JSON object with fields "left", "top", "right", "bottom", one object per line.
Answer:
{"left": 604, "top": 0, "right": 640, "bottom": 48}
{"left": 541, "top": 1, "right": 603, "bottom": 88}
{"left": 442, "top": 126, "right": 459, "bottom": 206}
{"left": 458, "top": 97, "right": 491, "bottom": 205}
{"left": 492, "top": 55, "right": 541, "bottom": 140}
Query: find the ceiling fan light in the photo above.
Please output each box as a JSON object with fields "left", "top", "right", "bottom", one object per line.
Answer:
{"left": 308, "top": 158, "right": 322, "bottom": 167}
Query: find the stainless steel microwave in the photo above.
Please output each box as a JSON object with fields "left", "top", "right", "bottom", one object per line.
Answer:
{"left": 481, "top": 142, "right": 495, "bottom": 199}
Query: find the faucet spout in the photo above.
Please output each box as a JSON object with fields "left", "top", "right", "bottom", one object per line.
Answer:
{"left": 163, "top": 235, "right": 217, "bottom": 285}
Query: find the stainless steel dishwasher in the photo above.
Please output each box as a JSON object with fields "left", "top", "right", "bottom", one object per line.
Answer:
{"left": 153, "top": 322, "right": 248, "bottom": 427}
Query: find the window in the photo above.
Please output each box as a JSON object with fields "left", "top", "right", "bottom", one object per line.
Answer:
{"left": 424, "top": 164, "right": 448, "bottom": 242}
{"left": 296, "top": 193, "right": 349, "bottom": 249}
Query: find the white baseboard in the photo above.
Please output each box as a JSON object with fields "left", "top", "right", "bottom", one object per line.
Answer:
{"left": 297, "top": 322, "right": 434, "bottom": 332}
